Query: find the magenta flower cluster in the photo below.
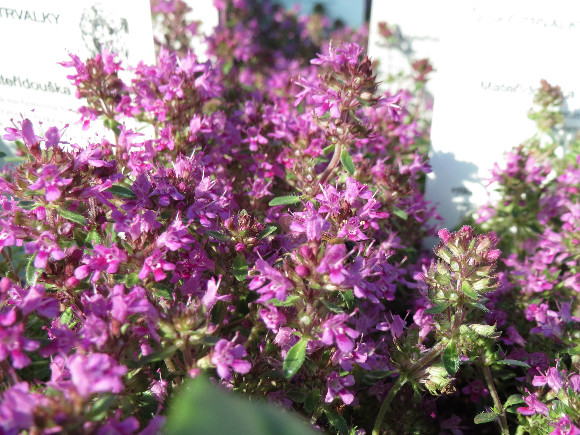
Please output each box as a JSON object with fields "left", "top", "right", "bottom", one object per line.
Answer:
{"left": 0, "top": 1, "right": 578, "bottom": 434}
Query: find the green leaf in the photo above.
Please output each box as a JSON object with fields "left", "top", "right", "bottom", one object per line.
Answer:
{"left": 365, "top": 370, "right": 396, "bottom": 381}
{"left": 26, "top": 254, "right": 41, "bottom": 285}
{"left": 233, "top": 254, "right": 248, "bottom": 282}
{"left": 425, "top": 304, "right": 448, "bottom": 314}
{"left": 151, "top": 283, "right": 173, "bottom": 299}
{"left": 504, "top": 394, "right": 525, "bottom": 408}
{"left": 340, "top": 290, "right": 355, "bottom": 310}
{"left": 126, "top": 273, "right": 140, "bottom": 287}
{"left": 18, "top": 200, "right": 38, "bottom": 210}
{"left": 470, "top": 324, "right": 497, "bottom": 337}
{"left": 324, "top": 409, "right": 348, "bottom": 435}
{"left": 3, "top": 156, "right": 26, "bottom": 164}
{"left": 283, "top": 338, "right": 308, "bottom": 379}
{"left": 85, "top": 229, "right": 102, "bottom": 247}
{"left": 474, "top": 412, "right": 497, "bottom": 424}
{"left": 472, "top": 303, "right": 490, "bottom": 313}
{"left": 493, "top": 359, "right": 530, "bottom": 369}
{"left": 126, "top": 345, "right": 178, "bottom": 369}
{"left": 340, "top": 148, "right": 355, "bottom": 175}
{"left": 304, "top": 389, "right": 320, "bottom": 414}
{"left": 268, "top": 196, "right": 301, "bottom": 206}
{"left": 165, "top": 376, "right": 317, "bottom": 435}
{"left": 443, "top": 341, "right": 459, "bottom": 375}
{"left": 106, "top": 185, "right": 137, "bottom": 199}
{"left": 461, "top": 281, "right": 479, "bottom": 299}
{"left": 392, "top": 207, "right": 408, "bottom": 220}
{"left": 269, "top": 295, "right": 300, "bottom": 307}
{"left": 258, "top": 225, "right": 278, "bottom": 239}
{"left": 322, "top": 144, "right": 335, "bottom": 155}
{"left": 320, "top": 298, "right": 344, "bottom": 313}
{"left": 87, "top": 394, "right": 116, "bottom": 422}
{"left": 206, "top": 231, "right": 230, "bottom": 242}
{"left": 56, "top": 207, "right": 87, "bottom": 226}
{"left": 60, "top": 306, "right": 75, "bottom": 327}
{"left": 286, "top": 390, "right": 307, "bottom": 403}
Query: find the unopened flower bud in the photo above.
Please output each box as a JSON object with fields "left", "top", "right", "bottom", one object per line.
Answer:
{"left": 438, "top": 228, "right": 451, "bottom": 243}
{"left": 235, "top": 243, "right": 246, "bottom": 252}
{"left": 295, "top": 265, "right": 310, "bottom": 278}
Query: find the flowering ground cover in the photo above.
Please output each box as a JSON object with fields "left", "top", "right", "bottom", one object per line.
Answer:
{"left": 0, "top": 1, "right": 578, "bottom": 434}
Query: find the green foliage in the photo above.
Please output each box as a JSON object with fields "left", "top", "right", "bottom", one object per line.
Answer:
{"left": 165, "top": 376, "right": 317, "bottom": 435}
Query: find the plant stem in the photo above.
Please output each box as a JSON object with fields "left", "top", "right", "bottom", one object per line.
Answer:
{"left": 480, "top": 357, "right": 510, "bottom": 435}
{"left": 372, "top": 375, "right": 407, "bottom": 435}
{"left": 317, "top": 142, "right": 343, "bottom": 189}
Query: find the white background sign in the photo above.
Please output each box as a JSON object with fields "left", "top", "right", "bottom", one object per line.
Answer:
{"left": 367, "top": 0, "right": 455, "bottom": 97}
{"left": 0, "top": 0, "right": 155, "bottom": 153}
{"left": 425, "top": 1, "right": 580, "bottom": 243}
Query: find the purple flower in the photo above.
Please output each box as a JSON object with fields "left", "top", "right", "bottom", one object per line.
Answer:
{"left": 138, "top": 248, "right": 176, "bottom": 282}
{"left": 44, "top": 126, "right": 62, "bottom": 148}
{"left": 311, "top": 42, "right": 364, "bottom": 70}
{"left": 201, "top": 276, "right": 231, "bottom": 312}
{"left": 3, "top": 118, "right": 41, "bottom": 147}
{"left": 461, "top": 380, "right": 489, "bottom": 404}
{"left": 75, "top": 244, "right": 127, "bottom": 283}
{"left": 312, "top": 89, "right": 341, "bottom": 118}
{"left": 376, "top": 312, "right": 407, "bottom": 339}
{"left": 316, "top": 244, "right": 350, "bottom": 285}
{"left": 325, "top": 371, "right": 355, "bottom": 405}
{"left": 517, "top": 393, "right": 549, "bottom": 416}
{"left": 249, "top": 259, "right": 294, "bottom": 303}
{"left": 550, "top": 415, "right": 580, "bottom": 435}
{"left": 259, "top": 305, "right": 287, "bottom": 333}
{"left": 0, "top": 321, "right": 40, "bottom": 369}
{"left": 0, "top": 382, "right": 47, "bottom": 433}
{"left": 157, "top": 217, "right": 194, "bottom": 251}
{"left": 533, "top": 367, "right": 565, "bottom": 394}
{"left": 111, "top": 284, "right": 159, "bottom": 323}
{"left": 211, "top": 338, "right": 251, "bottom": 381}
{"left": 24, "top": 231, "right": 66, "bottom": 269}
{"left": 68, "top": 353, "right": 127, "bottom": 397}
{"left": 289, "top": 202, "right": 330, "bottom": 241}
{"left": 320, "top": 313, "right": 360, "bottom": 353}
{"left": 28, "top": 164, "right": 73, "bottom": 202}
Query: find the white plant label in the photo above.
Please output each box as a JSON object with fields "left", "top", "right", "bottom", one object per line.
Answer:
{"left": 425, "top": 0, "right": 580, "bottom": 242}
{"left": 0, "top": 0, "right": 155, "bottom": 153}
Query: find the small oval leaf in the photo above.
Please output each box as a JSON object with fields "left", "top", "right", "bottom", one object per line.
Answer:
{"left": 392, "top": 207, "right": 408, "bottom": 220}
{"left": 425, "top": 304, "right": 448, "bottom": 314}
{"left": 106, "top": 185, "right": 137, "bottom": 199}
{"left": 493, "top": 359, "right": 530, "bottom": 369}
{"left": 504, "top": 394, "right": 525, "bottom": 408}
{"left": 233, "top": 254, "right": 248, "bottom": 282}
{"left": 283, "top": 338, "right": 308, "bottom": 379}
{"left": 461, "top": 281, "right": 479, "bottom": 299}
{"left": 258, "top": 225, "right": 278, "bottom": 239}
{"left": 304, "top": 389, "right": 320, "bottom": 414}
{"left": 56, "top": 207, "right": 87, "bottom": 226}
{"left": 474, "top": 412, "right": 498, "bottom": 424}
{"left": 26, "top": 253, "right": 39, "bottom": 285}
{"left": 206, "top": 231, "right": 230, "bottom": 242}
{"left": 443, "top": 341, "right": 459, "bottom": 375}
{"left": 340, "top": 148, "right": 355, "bottom": 175}
{"left": 324, "top": 409, "right": 348, "bottom": 435}
{"left": 268, "top": 196, "right": 301, "bottom": 206}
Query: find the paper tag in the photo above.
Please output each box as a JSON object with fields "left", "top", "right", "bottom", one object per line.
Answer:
{"left": 274, "top": 0, "right": 366, "bottom": 29}
{"left": 186, "top": 2, "right": 219, "bottom": 61}
{"left": 425, "top": 1, "right": 580, "bottom": 244}
{"left": 367, "top": 0, "right": 456, "bottom": 97}
{"left": 0, "top": 0, "right": 155, "bottom": 152}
